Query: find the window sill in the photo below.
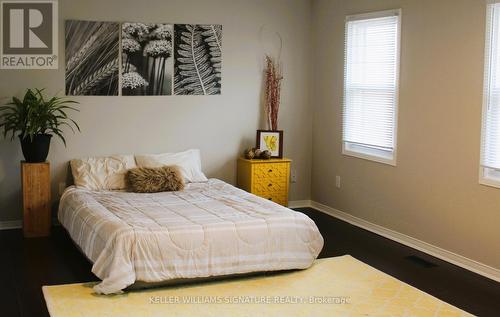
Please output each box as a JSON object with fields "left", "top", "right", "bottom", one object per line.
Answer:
{"left": 479, "top": 168, "right": 500, "bottom": 189}
{"left": 342, "top": 143, "right": 396, "bottom": 166}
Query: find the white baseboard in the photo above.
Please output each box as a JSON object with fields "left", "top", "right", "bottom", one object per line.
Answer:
{"left": 290, "top": 200, "right": 500, "bottom": 283}
{"left": 288, "top": 200, "right": 312, "bottom": 208}
{"left": 0, "top": 220, "right": 22, "bottom": 230}
{"left": 0, "top": 218, "right": 59, "bottom": 230}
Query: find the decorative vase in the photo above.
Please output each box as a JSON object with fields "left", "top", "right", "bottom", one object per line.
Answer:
{"left": 19, "top": 134, "right": 52, "bottom": 163}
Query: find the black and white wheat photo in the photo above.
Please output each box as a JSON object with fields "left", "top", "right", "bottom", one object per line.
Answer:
{"left": 121, "top": 23, "right": 173, "bottom": 95}
{"left": 174, "top": 24, "right": 222, "bottom": 95}
{"left": 65, "top": 21, "right": 120, "bottom": 96}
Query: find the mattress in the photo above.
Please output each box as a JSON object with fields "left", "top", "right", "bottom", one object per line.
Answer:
{"left": 58, "top": 179, "right": 324, "bottom": 294}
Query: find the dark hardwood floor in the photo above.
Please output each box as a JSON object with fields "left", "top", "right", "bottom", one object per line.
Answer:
{"left": 0, "top": 208, "right": 498, "bottom": 316}
{"left": 298, "top": 208, "right": 500, "bottom": 317}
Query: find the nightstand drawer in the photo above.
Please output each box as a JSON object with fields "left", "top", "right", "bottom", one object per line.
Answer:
{"left": 253, "top": 163, "right": 289, "bottom": 181}
{"left": 253, "top": 178, "right": 287, "bottom": 196}
{"left": 261, "top": 193, "right": 287, "bottom": 206}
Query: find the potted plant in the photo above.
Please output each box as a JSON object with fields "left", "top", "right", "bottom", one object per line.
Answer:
{"left": 0, "top": 88, "right": 80, "bottom": 163}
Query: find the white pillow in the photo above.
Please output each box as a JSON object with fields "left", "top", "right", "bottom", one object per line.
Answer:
{"left": 135, "top": 149, "right": 208, "bottom": 183}
{"left": 70, "top": 155, "right": 136, "bottom": 191}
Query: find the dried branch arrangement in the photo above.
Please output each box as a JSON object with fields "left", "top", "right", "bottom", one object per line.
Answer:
{"left": 264, "top": 55, "right": 283, "bottom": 131}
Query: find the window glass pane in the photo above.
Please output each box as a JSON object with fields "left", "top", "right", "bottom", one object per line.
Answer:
{"left": 343, "top": 10, "right": 400, "bottom": 163}
{"left": 481, "top": 3, "right": 500, "bottom": 184}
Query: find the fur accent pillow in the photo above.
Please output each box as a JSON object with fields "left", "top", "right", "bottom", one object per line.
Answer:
{"left": 126, "top": 166, "right": 185, "bottom": 193}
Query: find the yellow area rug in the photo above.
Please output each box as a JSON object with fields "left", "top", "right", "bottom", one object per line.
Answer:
{"left": 43, "top": 255, "right": 472, "bottom": 317}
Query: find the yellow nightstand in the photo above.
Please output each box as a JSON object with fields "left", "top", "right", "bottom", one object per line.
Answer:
{"left": 237, "top": 157, "right": 291, "bottom": 206}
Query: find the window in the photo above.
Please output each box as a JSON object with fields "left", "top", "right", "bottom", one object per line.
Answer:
{"left": 342, "top": 9, "right": 401, "bottom": 165}
{"left": 481, "top": 2, "right": 500, "bottom": 188}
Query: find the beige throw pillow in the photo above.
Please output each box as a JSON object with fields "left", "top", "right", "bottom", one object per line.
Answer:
{"left": 135, "top": 149, "right": 208, "bottom": 183}
{"left": 70, "top": 155, "right": 136, "bottom": 191}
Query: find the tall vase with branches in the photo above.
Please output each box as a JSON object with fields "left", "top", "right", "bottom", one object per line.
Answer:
{"left": 264, "top": 55, "right": 283, "bottom": 131}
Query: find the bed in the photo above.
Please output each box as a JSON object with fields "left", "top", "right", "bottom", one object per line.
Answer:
{"left": 58, "top": 178, "right": 324, "bottom": 294}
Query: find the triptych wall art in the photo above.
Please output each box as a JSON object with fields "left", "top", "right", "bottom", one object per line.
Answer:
{"left": 65, "top": 21, "right": 222, "bottom": 96}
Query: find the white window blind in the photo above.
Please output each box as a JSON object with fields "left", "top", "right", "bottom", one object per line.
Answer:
{"left": 343, "top": 9, "right": 401, "bottom": 165}
{"left": 481, "top": 2, "right": 500, "bottom": 187}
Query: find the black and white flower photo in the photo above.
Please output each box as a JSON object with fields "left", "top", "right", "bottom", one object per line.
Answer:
{"left": 174, "top": 24, "right": 222, "bottom": 95}
{"left": 121, "top": 23, "right": 173, "bottom": 95}
{"left": 65, "top": 21, "right": 120, "bottom": 96}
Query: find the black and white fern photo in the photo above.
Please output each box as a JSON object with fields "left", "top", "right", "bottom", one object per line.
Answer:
{"left": 65, "top": 21, "right": 120, "bottom": 96}
{"left": 174, "top": 24, "right": 222, "bottom": 95}
{"left": 122, "top": 23, "right": 173, "bottom": 95}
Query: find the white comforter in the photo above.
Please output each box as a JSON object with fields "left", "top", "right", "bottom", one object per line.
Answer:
{"left": 58, "top": 179, "right": 324, "bottom": 294}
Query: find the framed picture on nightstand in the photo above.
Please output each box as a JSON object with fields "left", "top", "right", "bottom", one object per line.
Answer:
{"left": 256, "top": 130, "right": 283, "bottom": 158}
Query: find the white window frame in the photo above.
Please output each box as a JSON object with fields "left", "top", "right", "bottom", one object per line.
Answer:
{"left": 480, "top": 1, "right": 500, "bottom": 188}
{"left": 342, "top": 9, "right": 402, "bottom": 166}
{"left": 480, "top": 167, "right": 500, "bottom": 188}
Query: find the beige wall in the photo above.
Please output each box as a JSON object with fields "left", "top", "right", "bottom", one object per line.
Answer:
{"left": 2, "top": 0, "right": 497, "bottom": 272}
{"left": 311, "top": 0, "right": 500, "bottom": 269}
{"left": 0, "top": 0, "right": 313, "bottom": 221}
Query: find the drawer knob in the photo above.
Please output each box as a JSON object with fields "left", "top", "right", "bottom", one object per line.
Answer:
{"left": 268, "top": 197, "right": 273, "bottom": 200}
{"left": 268, "top": 183, "right": 272, "bottom": 187}
{"left": 268, "top": 169, "right": 273, "bottom": 172}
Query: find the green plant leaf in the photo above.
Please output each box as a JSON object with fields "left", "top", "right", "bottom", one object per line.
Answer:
{"left": 0, "top": 89, "right": 80, "bottom": 146}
